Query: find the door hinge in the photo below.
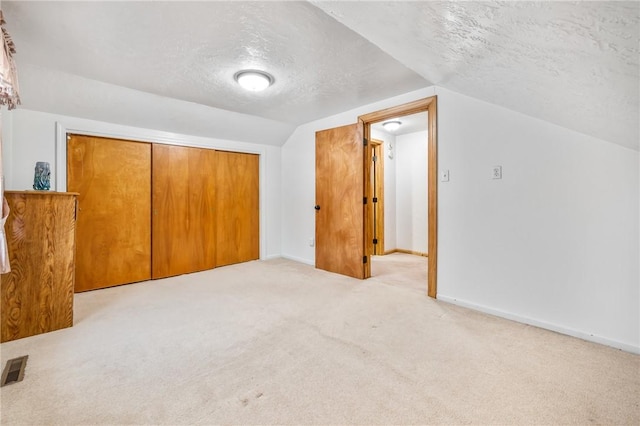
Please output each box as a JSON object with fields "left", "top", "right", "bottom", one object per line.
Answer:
{"left": 363, "top": 197, "right": 367, "bottom": 204}
{"left": 363, "top": 256, "right": 368, "bottom": 264}
{"left": 372, "top": 197, "right": 378, "bottom": 203}
{"left": 363, "top": 138, "right": 368, "bottom": 146}
{"left": 373, "top": 238, "right": 378, "bottom": 245}
{"left": 372, "top": 155, "right": 377, "bottom": 162}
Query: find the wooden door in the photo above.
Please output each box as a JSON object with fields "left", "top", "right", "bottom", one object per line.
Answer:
{"left": 67, "top": 135, "right": 151, "bottom": 292}
{"left": 152, "top": 144, "right": 217, "bottom": 279}
{"left": 215, "top": 151, "right": 259, "bottom": 267}
{"left": 315, "top": 123, "right": 366, "bottom": 279}
{"left": 370, "top": 140, "right": 384, "bottom": 255}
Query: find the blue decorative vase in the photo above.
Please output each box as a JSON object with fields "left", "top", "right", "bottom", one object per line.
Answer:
{"left": 33, "top": 162, "right": 51, "bottom": 191}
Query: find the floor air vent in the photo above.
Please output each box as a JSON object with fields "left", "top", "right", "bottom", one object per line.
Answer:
{"left": 1, "top": 355, "right": 28, "bottom": 387}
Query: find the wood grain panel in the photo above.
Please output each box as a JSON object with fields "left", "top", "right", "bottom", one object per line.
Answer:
{"left": 375, "top": 142, "right": 385, "bottom": 256}
{"left": 369, "top": 140, "right": 385, "bottom": 255}
{"left": 215, "top": 151, "right": 259, "bottom": 267}
{"left": 67, "top": 135, "right": 151, "bottom": 292}
{"left": 315, "top": 124, "right": 365, "bottom": 279}
{"left": 1, "top": 192, "right": 76, "bottom": 342}
{"left": 152, "top": 144, "right": 217, "bottom": 278}
{"left": 359, "top": 97, "right": 435, "bottom": 124}
{"left": 359, "top": 119, "right": 370, "bottom": 278}
{"left": 426, "top": 100, "right": 438, "bottom": 298}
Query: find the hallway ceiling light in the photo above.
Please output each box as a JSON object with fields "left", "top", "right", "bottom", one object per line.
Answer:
{"left": 382, "top": 120, "right": 402, "bottom": 132}
{"left": 234, "top": 70, "right": 274, "bottom": 92}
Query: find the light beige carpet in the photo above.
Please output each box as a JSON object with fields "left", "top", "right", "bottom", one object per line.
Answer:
{"left": 1, "top": 254, "right": 638, "bottom": 425}
{"left": 371, "top": 253, "right": 429, "bottom": 294}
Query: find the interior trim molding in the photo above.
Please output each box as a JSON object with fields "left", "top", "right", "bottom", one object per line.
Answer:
{"left": 359, "top": 96, "right": 438, "bottom": 298}
{"left": 387, "top": 249, "right": 428, "bottom": 257}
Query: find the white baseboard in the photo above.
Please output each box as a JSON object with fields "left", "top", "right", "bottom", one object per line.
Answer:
{"left": 384, "top": 248, "right": 428, "bottom": 257}
{"left": 280, "top": 254, "right": 314, "bottom": 266}
{"left": 262, "top": 254, "right": 282, "bottom": 261}
{"left": 437, "top": 294, "right": 640, "bottom": 355}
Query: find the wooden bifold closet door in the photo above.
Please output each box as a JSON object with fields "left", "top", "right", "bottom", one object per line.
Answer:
{"left": 152, "top": 144, "right": 217, "bottom": 279}
{"left": 68, "top": 135, "right": 152, "bottom": 292}
{"left": 215, "top": 151, "right": 260, "bottom": 267}
{"left": 68, "top": 136, "right": 259, "bottom": 291}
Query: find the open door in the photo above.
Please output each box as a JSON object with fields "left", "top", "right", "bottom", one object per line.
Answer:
{"left": 315, "top": 123, "right": 367, "bottom": 279}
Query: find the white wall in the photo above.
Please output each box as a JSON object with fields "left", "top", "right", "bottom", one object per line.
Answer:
{"left": 281, "top": 85, "right": 639, "bottom": 353}
{"left": 435, "top": 87, "right": 639, "bottom": 353}
{"left": 2, "top": 108, "right": 282, "bottom": 259}
{"left": 395, "top": 130, "right": 428, "bottom": 253}
{"left": 1, "top": 109, "right": 13, "bottom": 193}
{"left": 371, "top": 128, "right": 396, "bottom": 251}
{"left": 369, "top": 128, "right": 428, "bottom": 255}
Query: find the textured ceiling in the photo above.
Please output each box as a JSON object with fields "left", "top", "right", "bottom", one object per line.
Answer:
{"left": 3, "top": 1, "right": 426, "bottom": 126}
{"left": 3, "top": 1, "right": 639, "bottom": 149}
{"left": 312, "top": 1, "right": 639, "bottom": 150}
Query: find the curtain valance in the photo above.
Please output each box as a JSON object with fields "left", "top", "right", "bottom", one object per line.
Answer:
{"left": 0, "top": 9, "right": 18, "bottom": 273}
{"left": 0, "top": 10, "right": 20, "bottom": 110}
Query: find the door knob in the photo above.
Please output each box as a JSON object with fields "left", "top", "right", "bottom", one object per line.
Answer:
{"left": 314, "top": 205, "right": 320, "bottom": 210}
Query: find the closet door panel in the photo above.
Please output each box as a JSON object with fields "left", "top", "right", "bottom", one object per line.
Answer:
{"left": 67, "top": 135, "right": 151, "bottom": 292}
{"left": 152, "top": 144, "right": 217, "bottom": 278}
{"left": 215, "top": 151, "right": 259, "bottom": 267}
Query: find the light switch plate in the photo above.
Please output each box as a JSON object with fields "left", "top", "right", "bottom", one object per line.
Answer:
{"left": 441, "top": 170, "right": 450, "bottom": 182}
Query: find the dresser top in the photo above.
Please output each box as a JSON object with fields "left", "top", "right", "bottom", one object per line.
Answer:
{"left": 5, "top": 190, "right": 79, "bottom": 196}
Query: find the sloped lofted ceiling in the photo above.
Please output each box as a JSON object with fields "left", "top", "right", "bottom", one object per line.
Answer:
{"left": 2, "top": 0, "right": 428, "bottom": 145}
{"left": 312, "top": 1, "right": 639, "bottom": 150}
{"left": 3, "top": 1, "right": 638, "bottom": 150}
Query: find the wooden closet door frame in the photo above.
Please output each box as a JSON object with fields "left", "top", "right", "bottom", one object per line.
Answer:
{"left": 54, "top": 124, "right": 266, "bottom": 261}
{"left": 360, "top": 96, "right": 438, "bottom": 298}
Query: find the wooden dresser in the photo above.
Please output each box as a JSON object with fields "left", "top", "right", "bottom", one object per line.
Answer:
{"left": 1, "top": 191, "right": 78, "bottom": 342}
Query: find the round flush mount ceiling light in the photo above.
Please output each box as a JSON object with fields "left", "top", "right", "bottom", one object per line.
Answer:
{"left": 234, "top": 70, "right": 274, "bottom": 92}
{"left": 382, "top": 120, "right": 402, "bottom": 132}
